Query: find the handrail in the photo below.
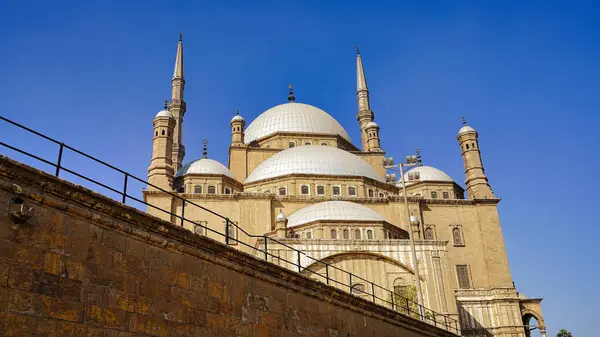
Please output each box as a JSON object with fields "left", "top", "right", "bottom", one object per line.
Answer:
{"left": 0, "top": 114, "right": 487, "bottom": 336}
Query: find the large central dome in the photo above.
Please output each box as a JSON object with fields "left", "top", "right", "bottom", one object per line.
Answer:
{"left": 244, "top": 102, "right": 352, "bottom": 144}
{"left": 245, "top": 145, "right": 385, "bottom": 183}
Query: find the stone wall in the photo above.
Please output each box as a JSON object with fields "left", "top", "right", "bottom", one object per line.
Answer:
{"left": 0, "top": 155, "right": 456, "bottom": 337}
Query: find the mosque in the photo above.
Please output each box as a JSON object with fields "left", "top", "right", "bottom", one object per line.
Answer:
{"left": 143, "top": 35, "right": 546, "bottom": 337}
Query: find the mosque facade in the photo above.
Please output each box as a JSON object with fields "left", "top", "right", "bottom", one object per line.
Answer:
{"left": 143, "top": 35, "right": 546, "bottom": 337}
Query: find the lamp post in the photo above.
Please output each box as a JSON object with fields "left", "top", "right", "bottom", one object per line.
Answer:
{"left": 384, "top": 152, "right": 424, "bottom": 320}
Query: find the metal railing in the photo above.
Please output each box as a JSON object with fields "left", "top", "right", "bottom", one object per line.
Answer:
{"left": 0, "top": 114, "right": 485, "bottom": 336}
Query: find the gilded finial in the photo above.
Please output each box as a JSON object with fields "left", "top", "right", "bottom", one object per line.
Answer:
{"left": 415, "top": 148, "right": 422, "bottom": 166}
{"left": 462, "top": 116, "right": 467, "bottom": 126}
{"left": 164, "top": 100, "right": 168, "bottom": 110}
{"left": 202, "top": 139, "right": 208, "bottom": 159}
{"left": 179, "top": 32, "right": 183, "bottom": 41}
{"left": 288, "top": 84, "right": 295, "bottom": 102}
{"left": 356, "top": 44, "right": 360, "bottom": 55}
{"left": 236, "top": 108, "right": 240, "bottom": 115}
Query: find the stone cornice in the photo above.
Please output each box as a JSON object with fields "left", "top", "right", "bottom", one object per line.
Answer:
{"left": 0, "top": 155, "right": 456, "bottom": 337}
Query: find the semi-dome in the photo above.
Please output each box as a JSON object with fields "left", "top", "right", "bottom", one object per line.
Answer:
{"left": 287, "top": 201, "right": 387, "bottom": 227}
{"left": 245, "top": 145, "right": 385, "bottom": 184}
{"left": 155, "top": 109, "right": 173, "bottom": 118}
{"left": 244, "top": 102, "right": 351, "bottom": 144}
{"left": 397, "top": 165, "right": 454, "bottom": 186}
{"left": 366, "top": 121, "right": 379, "bottom": 128}
{"left": 176, "top": 158, "right": 234, "bottom": 178}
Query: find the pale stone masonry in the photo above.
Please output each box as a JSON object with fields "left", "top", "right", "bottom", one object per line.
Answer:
{"left": 144, "top": 36, "right": 546, "bottom": 337}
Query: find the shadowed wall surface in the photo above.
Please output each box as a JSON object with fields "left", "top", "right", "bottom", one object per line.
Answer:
{"left": 0, "top": 155, "right": 455, "bottom": 337}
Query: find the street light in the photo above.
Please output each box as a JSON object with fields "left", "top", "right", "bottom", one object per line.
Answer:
{"left": 384, "top": 150, "right": 425, "bottom": 320}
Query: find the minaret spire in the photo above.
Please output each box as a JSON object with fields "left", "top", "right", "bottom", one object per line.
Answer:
{"left": 356, "top": 46, "right": 377, "bottom": 151}
{"left": 173, "top": 33, "right": 184, "bottom": 80}
{"left": 170, "top": 33, "right": 187, "bottom": 171}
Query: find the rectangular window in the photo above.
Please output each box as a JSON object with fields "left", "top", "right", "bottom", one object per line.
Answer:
{"left": 456, "top": 265, "right": 471, "bottom": 289}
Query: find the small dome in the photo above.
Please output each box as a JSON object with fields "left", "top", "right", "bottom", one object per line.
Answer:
{"left": 155, "top": 109, "right": 173, "bottom": 118}
{"left": 245, "top": 145, "right": 385, "bottom": 184}
{"left": 397, "top": 166, "right": 454, "bottom": 186}
{"left": 287, "top": 201, "right": 387, "bottom": 227}
{"left": 175, "top": 158, "right": 234, "bottom": 178}
{"left": 276, "top": 211, "right": 287, "bottom": 221}
{"left": 231, "top": 114, "right": 245, "bottom": 123}
{"left": 244, "top": 102, "right": 351, "bottom": 144}
{"left": 366, "top": 121, "right": 379, "bottom": 128}
{"left": 458, "top": 125, "right": 476, "bottom": 136}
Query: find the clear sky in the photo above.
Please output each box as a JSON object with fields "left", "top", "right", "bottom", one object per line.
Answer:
{"left": 1, "top": 1, "right": 598, "bottom": 336}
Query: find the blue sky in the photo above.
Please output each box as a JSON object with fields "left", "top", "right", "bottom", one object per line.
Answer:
{"left": 1, "top": 1, "right": 599, "bottom": 335}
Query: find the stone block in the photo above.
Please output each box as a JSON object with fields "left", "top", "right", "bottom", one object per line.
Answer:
{"left": 44, "top": 251, "right": 65, "bottom": 275}
{"left": 49, "top": 298, "right": 83, "bottom": 322}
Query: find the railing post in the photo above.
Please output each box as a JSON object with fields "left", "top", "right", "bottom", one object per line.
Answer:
{"left": 443, "top": 315, "right": 448, "bottom": 331}
{"left": 180, "top": 200, "right": 185, "bottom": 226}
{"left": 391, "top": 289, "right": 395, "bottom": 310}
{"left": 297, "top": 250, "right": 301, "bottom": 273}
{"left": 55, "top": 142, "right": 64, "bottom": 177}
{"left": 225, "top": 218, "right": 230, "bottom": 245}
{"left": 454, "top": 320, "right": 459, "bottom": 334}
{"left": 406, "top": 298, "right": 410, "bottom": 315}
{"left": 325, "top": 264, "right": 329, "bottom": 285}
{"left": 263, "top": 236, "right": 268, "bottom": 261}
{"left": 121, "top": 172, "right": 128, "bottom": 204}
{"left": 349, "top": 274, "right": 352, "bottom": 291}
{"left": 371, "top": 282, "right": 375, "bottom": 302}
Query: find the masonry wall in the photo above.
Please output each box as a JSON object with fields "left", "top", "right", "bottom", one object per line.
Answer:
{"left": 0, "top": 156, "right": 456, "bottom": 337}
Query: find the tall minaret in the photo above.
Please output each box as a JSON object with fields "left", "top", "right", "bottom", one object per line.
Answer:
{"left": 356, "top": 46, "right": 376, "bottom": 151}
{"left": 457, "top": 117, "right": 494, "bottom": 199}
{"left": 170, "top": 32, "right": 186, "bottom": 171}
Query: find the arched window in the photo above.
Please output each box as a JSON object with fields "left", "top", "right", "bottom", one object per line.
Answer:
{"left": 355, "top": 229, "right": 361, "bottom": 240}
{"left": 330, "top": 229, "right": 337, "bottom": 239}
{"left": 168, "top": 131, "right": 171, "bottom": 137}
{"left": 368, "top": 189, "right": 374, "bottom": 197}
{"left": 194, "top": 185, "right": 202, "bottom": 194}
{"left": 424, "top": 227, "right": 434, "bottom": 240}
{"left": 306, "top": 232, "right": 312, "bottom": 239}
{"left": 155, "top": 131, "right": 158, "bottom": 136}
{"left": 471, "top": 143, "right": 475, "bottom": 149}
{"left": 351, "top": 283, "right": 365, "bottom": 295}
{"left": 367, "top": 229, "right": 373, "bottom": 239}
{"left": 207, "top": 186, "right": 216, "bottom": 194}
{"left": 379, "top": 193, "right": 384, "bottom": 197}
{"left": 161, "top": 130, "right": 165, "bottom": 135}
{"left": 317, "top": 186, "right": 325, "bottom": 195}
{"left": 443, "top": 191, "right": 449, "bottom": 199}
{"left": 224, "top": 188, "right": 231, "bottom": 195}
{"left": 301, "top": 185, "right": 309, "bottom": 195}
{"left": 321, "top": 142, "right": 327, "bottom": 146}
{"left": 288, "top": 142, "right": 295, "bottom": 148}
{"left": 388, "top": 232, "right": 392, "bottom": 239}
{"left": 348, "top": 187, "right": 356, "bottom": 196}
{"left": 466, "top": 144, "right": 470, "bottom": 150}
{"left": 332, "top": 186, "right": 340, "bottom": 195}
{"left": 431, "top": 191, "right": 438, "bottom": 199}
{"left": 343, "top": 229, "right": 349, "bottom": 239}
{"left": 304, "top": 142, "right": 311, "bottom": 146}
{"left": 279, "top": 187, "right": 287, "bottom": 196}
{"left": 452, "top": 227, "right": 463, "bottom": 246}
